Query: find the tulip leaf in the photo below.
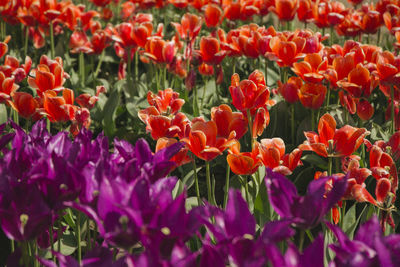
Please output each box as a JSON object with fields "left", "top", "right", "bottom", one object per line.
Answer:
{"left": 63, "top": 208, "right": 76, "bottom": 229}
{"left": 126, "top": 95, "right": 148, "bottom": 118}
{"left": 172, "top": 180, "right": 184, "bottom": 198}
{"left": 181, "top": 166, "right": 201, "bottom": 190}
{"left": 344, "top": 203, "right": 368, "bottom": 239}
{"left": 254, "top": 180, "right": 273, "bottom": 225}
{"left": 185, "top": 197, "right": 199, "bottom": 211}
{"left": 0, "top": 104, "right": 7, "bottom": 124}
{"left": 301, "top": 153, "right": 327, "bottom": 169}
{"left": 102, "top": 88, "right": 120, "bottom": 137}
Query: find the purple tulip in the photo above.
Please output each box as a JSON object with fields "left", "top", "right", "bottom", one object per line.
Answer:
{"left": 265, "top": 168, "right": 347, "bottom": 229}
{"left": 328, "top": 216, "right": 400, "bottom": 266}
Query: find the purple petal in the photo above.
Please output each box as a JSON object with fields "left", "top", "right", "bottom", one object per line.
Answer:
{"left": 265, "top": 168, "right": 297, "bottom": 219}
{"left": 134, "top": 138, "right": 153, "bottom": 166}
{"left": 200, "top": 245, "right": 225, "bottom": 267}
{"left": 300, "top": 234, "right": 324, "bottom": 267}
{"left": 261, "top": 220, "right": 295, "bottom": 244}
{"left": 225, "top": 189, "right": 255, "bottom": 237}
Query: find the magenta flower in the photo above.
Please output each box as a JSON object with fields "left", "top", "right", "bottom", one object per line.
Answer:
{"left": 265, "top": 168, "right": 347, "bottom": 229}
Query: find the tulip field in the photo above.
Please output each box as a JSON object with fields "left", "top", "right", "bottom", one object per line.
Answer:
{"left": 2, "top": 0, "right": 400, "bottom": 265}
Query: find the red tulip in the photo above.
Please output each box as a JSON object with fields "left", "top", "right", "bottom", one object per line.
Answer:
{"left": 277, "top": 76, "right": 301, "bottom": 103}
{"left": 299, "top": 113, "right": 369, "bottom": 157}
{"left": 211, "top": 104, "right": 248, "bottom": 140}
{"left": 183, "top": 120, "right": 235, "bottom": 161}
{"left": 227, "top": 140, "right": 262, "bottom": 175}
{"left": 297, "top": 82, "right": 327, "bottom": 109}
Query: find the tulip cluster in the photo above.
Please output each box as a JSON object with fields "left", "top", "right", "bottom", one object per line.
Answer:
{"left": 0, "top": 0, "right": 400, "bottom": 265}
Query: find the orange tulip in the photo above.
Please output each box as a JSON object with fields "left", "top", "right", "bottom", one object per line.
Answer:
{"left": 297, "top": 82, "right": 327, "bottom": 109}
{"left": 276, "top": 76, "right": 301, "bottom": 103}
{"left": 337, "top": 64, "right": 377, "bottom": 98}
{"left": 147, "top": 88, "right": 185, "bottom": 115}
{"left": 43, "top": 89, "right": 75, "bottom": 123}
{"left": 139, "top": 108, "right": 190, "bottom": 140}
{"left": 259, "top": 138, "right": 302, "bottom": 175}
{"left": 227, "top": 140, "right": 262, "bottom": 175}
{"left": 9, "top": 92, "right": 39, "bottom": 119}
{"left": 297, "top": 0, "right": 313, "bottom": 22}
{"left": 356, "top": 99, "right": 374, "bottom": 121}
{"left": 299, "top": 113, "right": 369, "bottom": 157}
{"left": 211, "top": 104, "right": 248, "bottom": 140}
{"left": 266, "top": 35, "right": 305, "bottom": 67}
{"left": 28, "top": 56, "right": 68, "bottom": 96}
{"left": 252, "top": 107, "right": 270, "bottom": 138}
{"left": 183, "top": 120, "right": 235, "bottom": 161}
{"left": 199, "top": 36, "right": 226, "bottom": 65}
{"left": 172, "top": 13, "right": 202, "bottom": 42}
{"left": 269, "top": 0, "right": 298, "bottom": 21}
{"left": 375, "top": 51, "right": 400, "bottom": 86}
{"left": 0, "top": 72, "right": 18, "bottom": 103}
{"left": 292, "top": 53, "right": 328, "bottom": 83}
{"left": 204, "top": 4, "right": 223, "bottom": 28}
{"left": 229, "top": 70, "right": 271, "bottom": 112}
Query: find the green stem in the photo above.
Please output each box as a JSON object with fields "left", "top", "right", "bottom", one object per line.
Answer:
{"left": 325, "top": 88, "right": 331, "bottom": 108}
{"left": 244, "top": 176, "right": 249, "bottom": 204}
{"left": 57, "top": 219, "right": 62, "bottom": 254}
{"left": 215, "top": 75, "right": 221, "bottom": 102}
{"left": 339, "top": 201, "right": 346, "bottom": 229}
{"left": 224, "top": 163, "right": 230, "bottom": 209}
{"left": 49, "top": 226, "right": 55, "bottom": 262}
{"left": 291, "top": 104, "right": 295, "bottom": 144}
{"left": 328, "top": 157, "right": 332, "bottom": 176}
{"left": 232, "top": 57, "right": 236, "bottom": 75}
{"left": 10, "top": 240, "right": 14, "bottom": 253}
{"left": 205, "top": 161, "right": 213, "bottom": 205}
{"left": 265, "top": 59, "right": 268, "bottom": 86}
{"left": 155, "top": 66, "right": 160, "bottom": 91}
{"left": 24, "top": 26, "right": 29, "bottom": 57}
{"left": 79, "top": 52, "right": 85, "bottom": 88}
{"left": 391, "top": 85, "right": 395, "bottom": 134}
{"left": 377, "top": 28, "right": 381, "bottom": 46}
{"left": 299, "top": 230, "right": 305, "bottom": 252}
{"left": 94, "top": 50, "right": 105, "bottom": 79}
{"left": 127, "top": 49, "right": 135, "bottom": 96}
{"left": 193, "top": 82, "right": 199, "bottom": 117}
{"left": 87, "top": 218, "right": 92, "bottom": 250}
{"left": 311, "top": 109, "right": 315, "bottom": 131}
{"left": 163, "top": 67, "right": 167, "bottom": 89}
{"left": 246, "top": 109, "right": 254, "bottom": 149}
{"left": 76, "top": 212, "right": 82, "bottom": 264}
{"left": 192, "top": 158, "right": 201, "bottom": 206}
{"left": 12, "top": 108, "right": 19, "bottom": 125}
{"left": 46, "top": 117, "right": 51, "bottom": 133}
{"left": 201, "top": 78, "right": 207, "bottom": 111}
{"left": 0, "top": 21, "right": 4, "bottom": 40}
{"left": 134, "top": 50, "right": 138, "bottom": 84}
{"left": 33, "top": 241, "right": 38, "bottom": 267}
{"left": 330, "top": 26, "right": 334, "bottom": 46}
{"left": 50, "top": 21, "right": 55, "bottom": 58}
{"left": 305, "top": 229, "right": 314, "bottom": 242}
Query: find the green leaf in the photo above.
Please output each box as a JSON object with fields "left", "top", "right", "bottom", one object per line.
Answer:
{"left": 63, "top": 208, "right": 75, "bottom": 229}
{"left": 254, "top": 180, "right": 272, "bottom": 224}
{"left": 172, "top": 180, "right": 184, "bottom": 198}
{"left": 181, "top": 167, "right": 201, "bottom": 190}
{"left": 185, "top": 197, "right": 199, "bottom": 211}
{"left": 0, "top": 104, "right": 7, "bottom": 124}
{"left": 345, "top": 203, "right": 368, "bottom": 239}
{"left": 102, "top": 88, "right": 120, "bottom": 137}
{"left": 301, "top": 153, "right": 327, "bottom": 169}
